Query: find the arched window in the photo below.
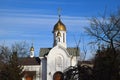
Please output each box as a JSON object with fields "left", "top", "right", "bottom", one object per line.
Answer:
{"left": 55, "top": 55, "right": 63, "bottom": 71}
{"left": 58, "top": 38, "right": 60, "bottom": 42}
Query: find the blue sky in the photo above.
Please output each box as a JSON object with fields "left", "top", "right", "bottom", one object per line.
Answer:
{"left": 0, "top": 0, "right": 120, "bottom": 59}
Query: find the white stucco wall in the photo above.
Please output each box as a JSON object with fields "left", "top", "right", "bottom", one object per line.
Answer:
{"left": 71, "top": 56, "right": 78, "bottom": 66}
{"left": 47, "top": 45, "right": 72, "bottom": 80}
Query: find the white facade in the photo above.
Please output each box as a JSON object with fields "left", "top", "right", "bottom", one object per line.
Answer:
{"left": 46, "top": 45, "right": 77, "bottom": 80}
{"left": 21, "top": 17, "right": 79, "bottom": 80}
{"left": 40, "top": 46, "right": 78, "bottom": 80}
{"left": 20, "top": 15, "right": 79, "bottom": 80}
{"left": 40, "top": 17, "right": 79, "bottom": 80}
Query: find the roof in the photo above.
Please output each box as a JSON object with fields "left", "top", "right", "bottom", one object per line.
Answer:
{"left": 40, "top": 48, "right": 51, "bottom": 57}
{"left": 39, "top": 47, "right": 80, "bottom": 57}
{"left": 19, "top": 57, "right": 41, "bottom": 65}
{"left": 53, "top": 19, "right": 66, "bottom": 32}
{"left": 67, "top": 48, "right": 80, "bottom": 56}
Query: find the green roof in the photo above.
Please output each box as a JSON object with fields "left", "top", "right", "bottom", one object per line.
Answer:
{"left": 39, "top": 47, "right": 80, "bottom": 57}
{"left": 67, "top": 48, "right": 80, "bottom": 56}
{"left": 39, "top": 48, "right": 51, "bottom": 57}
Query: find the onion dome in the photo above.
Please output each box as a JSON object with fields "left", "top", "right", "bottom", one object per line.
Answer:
{"left": 30, "top": 46, "right": 34, "bottom": 51}
{"left": 53, "top": 19, "right": 66, "bottom": 32}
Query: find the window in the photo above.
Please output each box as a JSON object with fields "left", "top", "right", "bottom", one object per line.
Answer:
{"left": 55, "top": 56, "right": 63, "bottom": 71}
{"left": 58, "top": 38, "right": 60, "bottom": 42}
{"left": 63, "top": 33, "right": 65, "bottom": 42}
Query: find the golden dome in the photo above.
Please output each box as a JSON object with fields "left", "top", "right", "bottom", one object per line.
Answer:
{"left": 53, "top": 19, "right": 66, "bottom": 32}
{"left": 30, "top": 46, "right": 34, "bottom": 51}
{"left": 57, "top": 31, "right": 61, "bottom": 36}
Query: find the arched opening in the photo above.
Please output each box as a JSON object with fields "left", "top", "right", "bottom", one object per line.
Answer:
{"left": 53, "top": 71, "right": 64, "bottom": 80}
{"left": 23, "top": 71, "right": 36, "bottom": 80}
{"left": 58, "top": 38, "right": 60, "bottom": 42}
{"left": 63, "top": 33, "right": 65, "bottom": 42}
{"left": 26, "top": 76, "right": 33, "bottom": 80}
{"left": 55, "top": 55, "right": 63, "bottom": 71}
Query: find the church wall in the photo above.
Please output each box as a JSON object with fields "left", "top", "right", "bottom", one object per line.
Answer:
{"left": 41, "top": 57, "right": 47, "bottom": 80}
{"left": 38, "top": 16, "right": 80, "bottom": 80}
{"left": 47, "top": 45, "right": 71, "bottom": 80}
{"left": 71, "top": 56, "right": 78, "bottom": 66}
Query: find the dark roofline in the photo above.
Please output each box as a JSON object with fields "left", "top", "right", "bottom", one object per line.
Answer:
{"left": 78, "top": 61, "right": 93, "bottom": 64}
{"left": 19, "top": 57, "right": 41, "bottom": 65}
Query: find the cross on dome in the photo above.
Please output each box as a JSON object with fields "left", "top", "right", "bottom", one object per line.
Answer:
{"left": 58, "top": 8, "right": 62, "bottom": 19}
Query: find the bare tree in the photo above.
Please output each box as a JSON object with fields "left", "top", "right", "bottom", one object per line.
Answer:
{"left": 85, "top": 9, "right": 120, "bottom": 80}
{"left": 85, "top": 9, "right": 120, "bottom": 51}
{"left": 0, "top": 45, "right": 11, "bottom": 71}
{"left": 0, "top": 41, "right": 29, "bottom": 80}
{"left": 11, "top": 41, "right": 30, "bottom": 57}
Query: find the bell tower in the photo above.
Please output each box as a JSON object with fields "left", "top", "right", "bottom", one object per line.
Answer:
{"left": 30, "top": 43, "right": 34, "bottom": 58}
{"left": 52, "top": 14, "right": 67, "bottom": 48}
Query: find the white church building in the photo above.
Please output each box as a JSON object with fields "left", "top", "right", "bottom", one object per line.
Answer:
{"left": 20, "top": 15, "right": 80, "bottom": 80}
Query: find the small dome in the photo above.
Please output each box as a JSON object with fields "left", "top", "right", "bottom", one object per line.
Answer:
{"left": 30, "top": 46, "right": 34, "bottom": 51}
{"left": 53, "top": 19, "right": 66, "bottom": 32}
{"left": 57, "top": 31, "right": 61, "bottom": 36}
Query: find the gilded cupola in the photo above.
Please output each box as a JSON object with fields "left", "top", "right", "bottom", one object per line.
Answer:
{"left": 30, "top": 46, "right": 34, "bottom": 51}
{"left": 53, "top": 19, "right": 66, "bottom": 32}
{"left": 30, "top": 43, "right": 34, "bottom": 51}
{"left": 53, "top": 11, "right": 67, "bottom": 48}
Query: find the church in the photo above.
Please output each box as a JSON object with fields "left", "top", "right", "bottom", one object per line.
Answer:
{"left": 20, "top": 14, "right": 80, "bottom": 80}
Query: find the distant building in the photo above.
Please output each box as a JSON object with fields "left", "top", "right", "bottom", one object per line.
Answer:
{"left": 19, "top": 57, "right": 41, "bottom": 80}
{"left": 20, "top": 15, "right": 80, "bottom": 80}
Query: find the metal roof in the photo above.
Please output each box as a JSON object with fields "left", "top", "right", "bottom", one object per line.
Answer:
{"left": 39, "top": 47, "right": 80, "bottom": 57}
